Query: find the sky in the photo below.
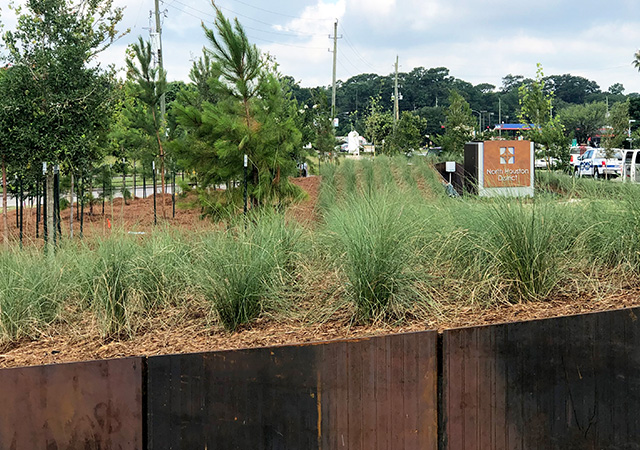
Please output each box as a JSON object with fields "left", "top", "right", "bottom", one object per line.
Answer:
{"left": 3, "top": 0, "right": 640, "bottom": 95}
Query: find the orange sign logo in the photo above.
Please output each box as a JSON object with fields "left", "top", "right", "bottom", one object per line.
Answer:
{"left": 484, "top": 140, "right": 531, "bottom": 188}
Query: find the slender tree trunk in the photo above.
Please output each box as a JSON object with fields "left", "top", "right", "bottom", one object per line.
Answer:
{"left": 80, "top": 175, "right": 84, "bottom": 238}
{"left": 2, "top": 157, "right": 7, "bottom": 249}
{"left": 152, "top": 109, "right": 166, "bottom": 218}
{"left": 46, "top": 171, "right": 54, "bottom": 254}
{"left": 122, "top": 161, "right": 127, "bottom": 206}
{"left": 69, "top": 172, "right": 74, "bottom": 239}
{"left": 89, "top": 177, "right": 94, "bottom": 216}
{"left": 133, "top": 161, "right": 136, "bottom": 200}
{"left": 36, "top": 175, "right": 40, "bottom": 239}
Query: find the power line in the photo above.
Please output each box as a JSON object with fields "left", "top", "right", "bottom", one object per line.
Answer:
{"left": 231, "top": 0, "right": 334, "bottom": 21}
{"left": 337, "top": 60, "right": 355, "bottom": 80}
{"left": 167, "top": 0, "right": 324, "bottom": 38}
{"left": 339, "top": 49, "right": 364, "bottom": 74}
{"left": 339, "top": 24, "right": 377, "bottom": 72}
{"left": 165, "top": 2, "right": 326, "bottom": 50}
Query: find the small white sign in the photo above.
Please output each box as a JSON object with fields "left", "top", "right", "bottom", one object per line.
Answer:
{"left": 445, "top": 161, "right": 456, "bottom": 173}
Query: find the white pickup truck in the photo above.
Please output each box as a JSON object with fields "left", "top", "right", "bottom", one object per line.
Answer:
{"left": 573, "top": 148, "right": 622, "bottom": 179}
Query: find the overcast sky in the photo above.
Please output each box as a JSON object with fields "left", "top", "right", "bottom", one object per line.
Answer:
{"left": 3, "top": 0, "right": 640, "bottom": 94}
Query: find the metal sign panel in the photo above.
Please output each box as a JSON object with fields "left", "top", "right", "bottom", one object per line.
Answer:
{"left": 474, "top": 140, "right": 534, "bottom": 197}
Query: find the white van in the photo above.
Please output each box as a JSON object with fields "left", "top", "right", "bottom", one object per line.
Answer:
{"left": 622, "top": 149, "right": 640, "bottom": 183}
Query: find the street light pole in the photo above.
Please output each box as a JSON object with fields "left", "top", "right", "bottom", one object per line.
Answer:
{"left": 472, "top": 110, "right": 481, "bottom": 134}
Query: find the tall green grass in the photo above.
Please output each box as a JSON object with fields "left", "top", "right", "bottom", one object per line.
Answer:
{"left": 324, "top": 189, "right": 426, "bottom": 321}
{"left": 0, "top": 250, "right": 68, "bottom": 343}
{"left": 318, "top": 162, "right": 338, "bottom": 212}
{"left": 340, "top": 158, "right": 358, "bottom": 196}
{"left": 374, "top": 155, "right": 396, "bottom": 189}
{"left": 481, "top": 198, "right": 572, "bottom": 301}
{"left": 91, "top": 237, "right": 139, "bottom": 337}
{"left": 194, "top": 212, "right": 301, "bottom": 330}
{"left": 7, "top": 158, "right": 640, "bottom": 345}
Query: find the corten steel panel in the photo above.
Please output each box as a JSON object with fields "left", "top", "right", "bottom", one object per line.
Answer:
{"left": 148, "top": 331, "right": 438, "bottom": 449}
{"left": 443, "top": 307, "right": 640, "bottom": 450}
{"left": 0, "top": 357, "right": 143, "bottom": 450}
{"left": 482, "top": 140, "right": 532, "bottom": 188}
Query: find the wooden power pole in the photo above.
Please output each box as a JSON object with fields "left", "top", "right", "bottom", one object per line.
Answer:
{"left": 330, "top": 20, "right": 340, "bottom": 121}
{"left": 393, "top": 55, "right": 399, "bottom": 126}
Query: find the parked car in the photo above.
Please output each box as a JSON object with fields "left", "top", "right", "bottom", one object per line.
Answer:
{"left": 534, "top": 157, "right": 558, "bottom": 169}
{"left": 569, "top": 145, "right": 588, "bottom": 168}
{"left": 574, "top": 148, "right": 622, "bottom": 178}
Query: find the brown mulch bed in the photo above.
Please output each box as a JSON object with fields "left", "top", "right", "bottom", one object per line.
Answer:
{"left": 2, "top": 175, "right": 640, "bottom": 368}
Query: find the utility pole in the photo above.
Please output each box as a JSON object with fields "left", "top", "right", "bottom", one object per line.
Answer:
{"left": 329, "top": 20, "right": 341, "bottom": 120}
{"left": 393, "top": 55, "right": 399, "bottom": 127}
{"left": 498, "top": 97, "right": 502, "bottom": 138}
{"left": 154, "top": 0, "right": 166, "bottom": 122}
{"left": 153, "top": 0, "right": 167, "bottom": 212}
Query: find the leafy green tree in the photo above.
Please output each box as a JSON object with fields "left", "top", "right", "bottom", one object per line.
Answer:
{"left": 296, "top": 89, "right": 335, "bottom": 162}
{"left": 2, "top": 0, "right": 125, "bottom": 248}
{"left": 125, "top": 37, "right": 168, "bottom": 214}
{"left": 602, "top": 100, "right": 630, "bottom": 156}
{"left": 544, "top": 74, "right": 600, "bottom": 104}
{"left": 364, "top": 95, "right": 393, "bottom": 154}
{"left": 557, "top": 102, "right": 607, "bottom": 145}
{"left": 388, "top": 111, "right": 428, "bottom": 154}
{"left": 608, "top": 83, "right": 625, "bottom": 96}
{"left": 519, "top": 64, "right": 568, "bottom": 167}
{"left": 436, "top": 90, "right": 475, "bottom": 159}
{"left": 0, "top": 66, "right": 27, "bottom": 247}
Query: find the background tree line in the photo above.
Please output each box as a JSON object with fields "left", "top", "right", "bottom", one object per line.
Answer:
{"left": 288, "top": 65, "right": 640, "bottom": 157}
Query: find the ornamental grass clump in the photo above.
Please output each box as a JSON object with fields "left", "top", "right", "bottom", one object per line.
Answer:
{"left": 0, "top": 250, "right": 66, "bottom": 344}
{"left": 91, "top": 237, "right": 139, "bottom": 337}
{"left": 324, "top": 189, "right": 424, "bottom": 321}
{"left": 131, "top": 232, "right": 193, "bottom": 309}
{"left": 341, "top": 158, "right": 358, "bottom": 195}
{"left": 483, "top": 198, "right": 569, "bottom": 302}
{"left": 318, "top": 162, "right": 338, "bottom": 212}
{"left": 195, "top": 212, "right": 300, "bottom": 330}
{"left": 580, "top": 184, "right": 640, "bottom": 271}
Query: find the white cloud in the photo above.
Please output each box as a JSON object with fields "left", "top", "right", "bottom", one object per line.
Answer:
{"left": 3, "top": 0, "right": 640, "bottom": 94}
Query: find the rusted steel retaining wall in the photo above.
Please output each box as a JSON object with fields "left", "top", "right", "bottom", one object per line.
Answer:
{"left": 146, "top": 331, "right": 438, "bottom": 450}
{"left": 3, "top": 307, "right": 640, "bottom": 449}
{"left": 0, "top": 357, "right": 143, "bottom": 450}
{"left": 443, "top": 307, "right": 640, "bottom": 449}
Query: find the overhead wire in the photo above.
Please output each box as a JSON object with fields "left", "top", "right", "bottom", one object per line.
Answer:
{"left": 337, "top": 59, "right": 355, "bottom": 80}
{"left": 231, "top": 0, "right": 334, "bottom": 21}
{"left": 164, "top": 2, "right": 326, "bottom": 50}
{"left": 339, "top": 23, "right": 377, "bottom": 72}
{"left": 168, "top": 0, "right": 325, "bottom": 38}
